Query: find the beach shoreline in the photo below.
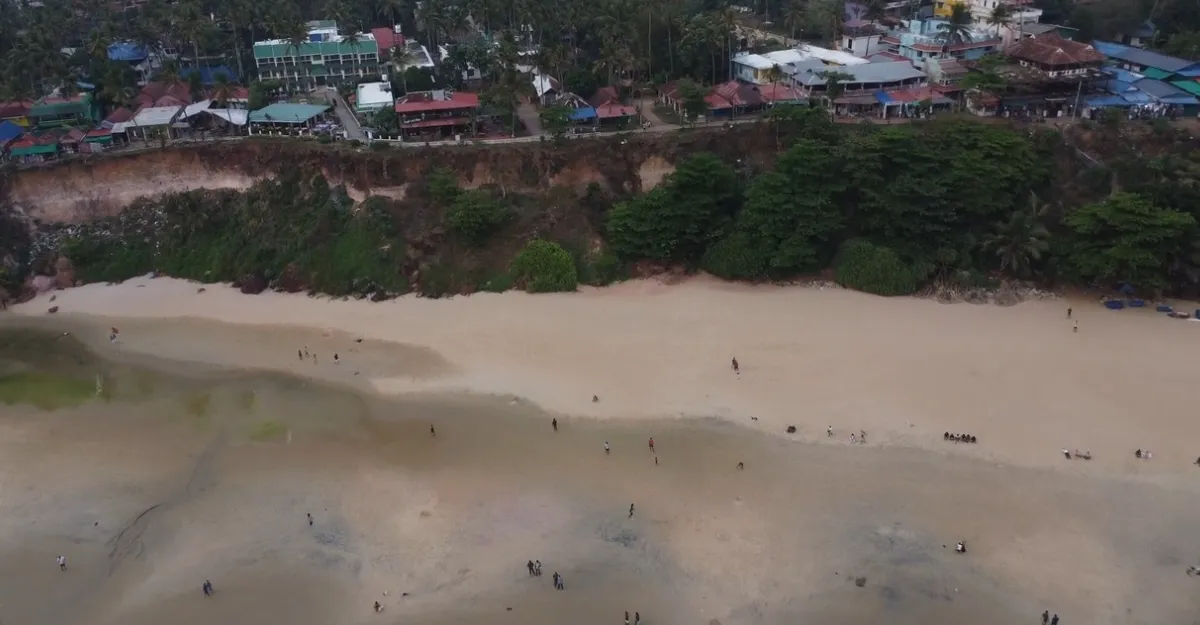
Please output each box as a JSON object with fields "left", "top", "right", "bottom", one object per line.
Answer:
{"left": 6, "top": 275, "right": 1200, "bottom": 478}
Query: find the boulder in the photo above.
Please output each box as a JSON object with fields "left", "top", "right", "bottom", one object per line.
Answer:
{"left": 31, "top": 275, "right": 56, "bottom": 293}
{"left": 53, "top": 256, "right": 75, "bottom": 289}
{"left": 237, "top": 272, "right": 268, "bottom": 295}
{"left": 276, "top": 263, "right": 308, "bottom": 293}
{"left": 47, "top": 306, "right": 59, "bottom": 314}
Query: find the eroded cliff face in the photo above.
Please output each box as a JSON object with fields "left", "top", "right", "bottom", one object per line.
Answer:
{"left": 3, "top": 127, "right": 782, "bottom": 225}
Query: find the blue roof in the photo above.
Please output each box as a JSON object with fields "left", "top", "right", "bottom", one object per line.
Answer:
{"left": 1105, "top": 79, "right": 1135, "bottom": 93}
{"left": 108, "top": 42, "right": 148, "bottom": 62}
{"left": 568, "top": 106, "right": 597, "bottom": 121}
{"left": 875, "top": 90, "right": 892, "bottom": 104}
{"left": 1085, "top": 95, "right": 1133, "bottom": 108}
{"left": 180, "top": 65, "right": 239, "bottom": 86}
{"left": 1121, "top": 91, "right": 1153, "bottom": 104}
{"left": 0, "top": 120, "right": 23, "bottom": 143}
{"left": 1094, "top": 40, "right": 1195, "bottom": 73}
{"left": 1132, "top": 78, "right": 1199, "bottom": 104}
{"left": 1103, "top": 67, "right": 1144, "bottom": 84}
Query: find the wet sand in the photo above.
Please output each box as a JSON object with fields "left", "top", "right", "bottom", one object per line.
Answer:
{"left": 2, "top": 278, "right": 1200, "bottom": 625}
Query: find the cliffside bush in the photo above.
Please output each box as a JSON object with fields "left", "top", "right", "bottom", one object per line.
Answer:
{"left": 834, "top": 240, "right": 919, "bottom": 296}
{"left": 701, "top": 231, "right": 770, "bottom": 280}
{"left": 447, "top": 190, "right": 511, "bottom": 246}
{"left": 511, "top": 240, "right": 577, "bottom": 293}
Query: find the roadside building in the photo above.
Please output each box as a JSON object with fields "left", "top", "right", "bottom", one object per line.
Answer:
{"left": 4, "top": 132, "right": 60, "bottom": 164}
{"left": 355, "top": 82, "right": 395, "bottom": 113}
{"left": 253, "top": 20, "right": 382, "bottom": 91}
{"left": 0, "top": 100, "right": 32, "bottom": 126}
{"left": 126, "top": 105, "right": 185, "bottom": 141}
{"left": 587, "top": 86, "right": 637, "bottom": 125}
{"left": 732, "top": 45, "right": 868, "bottom": 85}
{"left": 879, "top": 18, "right": 1002, "bottom": 70}
{"left": 248, "top": 103, "right": 333, "bottom": 135}
{"left": 393, "top": 90, "right": 478, "bottom": 139}
{"left": 532, "top": 73, "right": 563, "bottom": 106}
{"left": 28, "top": 94, "right": 97, "bottom": 129}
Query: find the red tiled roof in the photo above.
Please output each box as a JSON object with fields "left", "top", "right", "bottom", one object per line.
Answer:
{"left": 104, "top": 107, "right": 134, "bottom": 124}
{"left": 588, "top": 85, "right": 621, "bottom": 108}
{"left": 1007, "top": 33, "right": 1104, "bottom": 67}
{"left": 712, "top": 80, "right": 764, "bottom": 108}
{"left": 86, "top": 128, "right": 112, "bottom": 138}
{"left": 757, "top": 82, "right": 805, "bottom": 102}
{"left": 61, "top": 128, "right": 87, "bottom": 142}
{"left": 0, "top": 100, "right": 33, "bottom": 118}
{"left": 595, "top": 103, "right": 636, "bottom": 118}
{"left": 208, "top": 85, "right": 249, "bottom": 101}
{"left": 8, "top": 132, "right": 60, "bottom": 148}
{"left": 371, "top": 27, "right": 405, "bottom": 51}
{"left": 394, "top": 91, "right": 479, "bottom": 114}
{"left": 138, "top": 81, "right": 193, "bottom": 107}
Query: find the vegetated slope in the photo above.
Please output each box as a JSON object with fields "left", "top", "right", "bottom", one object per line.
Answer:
{"left": 2, "top": 114, "right": 1198, "bottom": 302}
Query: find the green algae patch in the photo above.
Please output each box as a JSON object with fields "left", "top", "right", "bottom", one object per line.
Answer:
{"left": 248, "top": 420, "right": 287, "bottom": 442}
{"left": 0, "top": 372, "right": 96, "bottom": 410}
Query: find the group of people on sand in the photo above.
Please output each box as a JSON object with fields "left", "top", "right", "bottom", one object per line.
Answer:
{"left": 1042, "top": 610, "right": 1061, "bottom": 625}
{"left": 624, "top": 610, "right": 642, "bottom": 625}
{"left": 525, "top": 560, "right": 563, "bottom": 590}
{"left": 944, "top": 432, "right": 977, "bottom": 444}
{"left": 1134, "top": 449, "right": 1153, "bottom": 460}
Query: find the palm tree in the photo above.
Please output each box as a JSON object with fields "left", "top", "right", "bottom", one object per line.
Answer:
{"left": 340, "top": 30, "right": 365, "bottom": 82}
{"left": 938, "top": 3, "right": 974, "bottom": 46}
{"left": 211, "top": 71, "right": 235, "bottom": 107}
{"left": 819, "top": 70, "right": 853, "bottom": 106}
{"left": 982, "top": 193, "right": 1051, "bottom": 277}
{"left": 391, "top": 46, "right": 412, "bottom": 92}
{"left": 377, "top": 0, "right": 405, "bottom": 32}
{"left": 986, "top": 4, "right": 1011, "bottom": 36}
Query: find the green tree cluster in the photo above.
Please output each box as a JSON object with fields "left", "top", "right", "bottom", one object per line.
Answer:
{"left": 511, "top": 240, "right": 578, "bottom": 293}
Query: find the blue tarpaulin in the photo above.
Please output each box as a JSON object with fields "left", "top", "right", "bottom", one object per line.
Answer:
{"left": 0, "top": 120, "right": 22, "bottom": 142}
{"left": 180, "top": 65, "right": 240, "bottom": 86}
{"left": 568, "top": 106, "right": 597, "bottom": 121}
{"left": 1086, "top": 95, "right": 1133, "bottom": 108}
{"left": 108, "top": 42, "right": 148, "bottom": 62}
{"left": 874, "top": 90, "right": 892, "bottom": 104}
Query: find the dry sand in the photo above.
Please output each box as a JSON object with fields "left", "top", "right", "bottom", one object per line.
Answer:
{"left": 2, "top": 277, "right": 1200, "bottom": 625}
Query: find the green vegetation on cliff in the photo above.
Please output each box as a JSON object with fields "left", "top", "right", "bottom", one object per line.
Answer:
{"left": 20, "top": 115, "right": 1200, "bottom": 299}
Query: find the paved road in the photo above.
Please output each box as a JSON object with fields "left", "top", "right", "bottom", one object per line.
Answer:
{"left": 637, "top": 97, "right": 669, "bottom": 127}
{"left": 320, "top": 87, "right": 366, "bottom": 140}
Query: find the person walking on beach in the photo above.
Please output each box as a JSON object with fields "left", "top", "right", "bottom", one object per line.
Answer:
{"left": 527, "top": 560, "right": 536, "bottom": 576}
{"left": 827, "top": 425, "right": 833, "bottom": 437}
{"left": 1050, "top": 614, "right": 1059, "bottom": 625}
{"left": 626, "top": 611, "right": 630, "bottom": 625}
{"left": 203, "top": 580, "right": 213, "bottom": 596}
{"left": 731, "top": 358, "right": 739, "bottom": 374}
{"left": 535, "top": 560, "right": 542, "bottom": 576}
{"left": 737, "top": 461, "right": 744, "bottom": 470}
{"left": 430, "top": 425, "right": 436, "bottom": 437}
{"left": 629, "top": 503, "right": 635, "bottom": 518}
{"left": 635, "top": 611, "right": 640, "bottom": 625}
{"left": 648, "top": 437, "right": 655, "bottom": 452}
{"left": 333, "top": 353, "right": 340, "bottom": 364}
{"left": 1073, "top": 321, "right": 1078, "bottom": 333}
{"left": 298, "top": 349, "right": 303, "bottom": 361}
{"left": 56, "top": 555, "right": 66, "bottom": 571}
{"left": 1066, "top": 307, "right": 1072, "bottom": 319}
{"left": 605, "top": 441, "right": 610, "bottom": 455}
{"left": 552, "top": 418, "right": 558, "bottom": 432}
{"left": 307, "top": 512, "right": 313, "bottom": 526}
{"left": 1042, "top": 610, "right": 1049, "bottom": 625}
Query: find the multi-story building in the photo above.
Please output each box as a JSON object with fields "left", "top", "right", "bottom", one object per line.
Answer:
{"left": 880, "top": 18, "right": 1002, "bottom": 70}
{"left": 934, "top": 0, "right": 1043, "bottom": 45}
{"left": 253, "top": 21, "right": 382, "bottom": 91}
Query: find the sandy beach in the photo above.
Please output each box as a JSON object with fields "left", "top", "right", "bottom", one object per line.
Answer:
{"left": 2, "top": 277, "right": 1200, "bottom": 625}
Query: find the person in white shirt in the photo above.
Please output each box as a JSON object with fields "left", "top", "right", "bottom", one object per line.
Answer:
{"left": 56, "top": 555, "right": 66, "bottom": 571}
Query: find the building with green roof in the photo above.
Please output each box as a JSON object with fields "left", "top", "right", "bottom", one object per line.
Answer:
{"left": 248, "top": 103, "right": 331, "bottom": 125}
{"left": 253, "top": 21, "right": 383, "bottom": 91}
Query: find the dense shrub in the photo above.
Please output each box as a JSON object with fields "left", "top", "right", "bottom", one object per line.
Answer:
{"left": 834, "top": 240, "right": 919, "bottom": 296}
{"left": 510, "top": 240, "right": 578, "bottom": 293}
{"left": 701, "top": 231, "right": 770, "bottom": 280}
{"left": 446, "top": 190, "right": 511, "bottom": 246}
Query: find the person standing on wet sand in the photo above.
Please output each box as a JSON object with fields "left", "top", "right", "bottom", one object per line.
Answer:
{"left": 605, "top": 441, "right": 610, "bottom": 455}
{"left": 1050, "top": 614, "right": 1059, "bottom": 625}
{"left": 1067, "top": 308, "right": 1072, "bottom": 319}
{"left": 56, "top": 555, "right": 66, "bottom": 571}
{"left": 1042, "top": 610, "right": 1049, "bottom": 625}
{"left": 527, "top": 560, "right": 535, "bottom": 576}
{"left": 648, "top": 437, "right": 655, "bottom": 452}
{"left": 1073, "top": 321, "right": 1078, "bottom": 333}
{"left": 298, "top": 349, "right": 303, "bottom": 361}
{"left": 625, "top": 611, "right": 630, "bottom": 625}
{"left": 552, "top": 418, "right": 558, "bottom": 431}
{"left": 629, "top": 503, "right": 635, "bottom": 518}
{"left": 307, "top": 512, "right": 313, "bottom": 526}
{"left": 731, "top": 358, "right": 739, "bottom": 374}
{"left": 430, "top": 425, "right": 436, "bottom": 437}
{"left": 635, "top": 611, "right": 640, "bottom": 625}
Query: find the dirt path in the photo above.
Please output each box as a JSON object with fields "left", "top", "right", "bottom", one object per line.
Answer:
{"left": 515, "top": 100, "right": 543, "bottom": 136}
{"left": 637, "top": 97, "right": 671, "bottom": 128}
